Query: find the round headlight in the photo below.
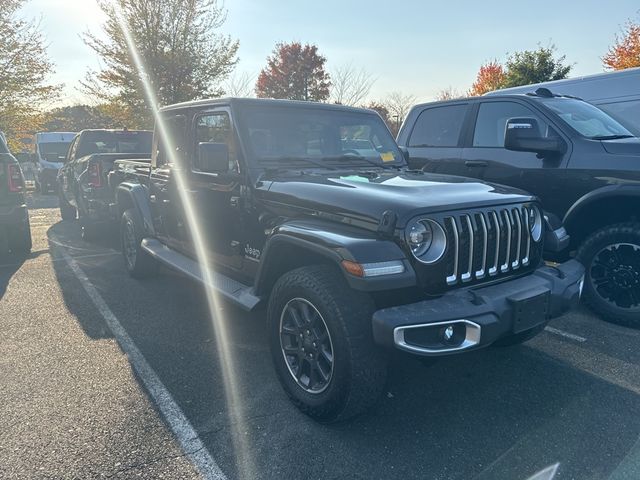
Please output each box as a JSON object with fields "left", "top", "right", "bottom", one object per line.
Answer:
{"left": 405, "top": 219, "right": 447, "bottom": 264}
{"left": 528, "top": 206, "right": 543, "bottom": 242}
{"left": 407, "top": 221, "right": 432, "bottom": 257}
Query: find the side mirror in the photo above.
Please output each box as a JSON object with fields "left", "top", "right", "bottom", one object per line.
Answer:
{"left": 504, "top": 117, "right": 566, "bottom": 156}
{"left": 197, "top": 142, "right": 229, "bottom": 174}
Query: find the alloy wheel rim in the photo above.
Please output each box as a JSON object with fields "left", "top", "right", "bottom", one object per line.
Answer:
{"left": 279, "top": 297, "right": 334, "bottom": 394}
{"left": 590, "top": 242, "right": 640, "bottom": 310}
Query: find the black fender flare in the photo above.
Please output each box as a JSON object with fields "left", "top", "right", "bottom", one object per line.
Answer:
{"left": 115, "top": 182, "right": 155, "bottom": 236}
{"left": 253, "top": 220, "right": 416, "bottom": 295}
{"left": 563, "top": 184, "right": 640, "bottom": 232}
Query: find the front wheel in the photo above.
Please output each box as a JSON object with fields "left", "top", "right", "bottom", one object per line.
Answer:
{"left": 121, "top": 209, "right": 157, "bottom": 278}
{"left": 576, "top": 222, "right": 640, "bottom": 328}
{"left": 267, "top": 265, "right": 387, "bottom": 423}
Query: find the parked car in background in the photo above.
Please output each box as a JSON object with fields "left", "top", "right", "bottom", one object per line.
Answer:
{"left": 35, "top": 132, "right": 75, "bottom": 193}
{"left": 0, "top": 135, "right": 32, "bottom": 254}
{"left": 113, "top": 98, "right": 584, "bottom": 421}
{"left": 486, "top": 67, "right": 640, "bottom": 135}
{"left": 57, "top": 129, "right": 152, "bottom": 240}
{"left": 398, "top": 88, "right": 640, "bottom": 327}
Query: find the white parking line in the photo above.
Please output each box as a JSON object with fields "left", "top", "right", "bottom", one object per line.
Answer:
{"left": 544, "top": 326, "right": 587, "bottom": 343}
{"left": 55, "top": 243, "right": 226, "bottom": 480}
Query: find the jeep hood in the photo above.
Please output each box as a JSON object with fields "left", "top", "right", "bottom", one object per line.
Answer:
{"left": 264, "top": 170, "right": 534, "bottom": 228}
{"left": 601, "top": 137, "right": 640, "bottom": 156}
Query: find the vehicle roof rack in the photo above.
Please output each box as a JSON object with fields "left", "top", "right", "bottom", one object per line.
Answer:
{"left": 525, "top": 87, "right": 583, "bottom": 101}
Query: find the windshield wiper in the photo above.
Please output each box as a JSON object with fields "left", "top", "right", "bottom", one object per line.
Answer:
{"left": 321, "top": 154, "right": 400, "bottom": 170}
{"left": 260, "top": 155, "right": 338, "bottom": 170}
{"left": 590, "top": 134, "right": 635, "bottom": 140}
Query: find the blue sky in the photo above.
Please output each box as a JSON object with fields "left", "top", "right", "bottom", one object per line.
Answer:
{"left": 21, "top": 0, "right": 639, "bottom": 106}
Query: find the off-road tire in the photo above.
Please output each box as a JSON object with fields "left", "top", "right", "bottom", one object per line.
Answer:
{"left": 8, "top": 222, "right": 32, "bottom": 255}
{"left": 576, "top": 222, "right": 640, "bottom": 328}
{"left": 267, "top": 265, "right": 387, "bottom": 423}
{"left": 58, "top": 189, "right": 76, "bottom": 221}
{"left": 121, "top": 209, "right": 157, "bottom": 279}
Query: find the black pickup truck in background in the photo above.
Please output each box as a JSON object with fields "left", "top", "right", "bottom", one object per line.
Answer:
{"left": 398, "top": 89, "right": 640, "bottom": 327}
{"left": 57, "top": 129, "right": 152, "bottom": 240}
{"left": 112, "top": 98, "right": 584, "bottom": 421}
{"left": 0, "top": 136, "right": 32, "bottom": 254}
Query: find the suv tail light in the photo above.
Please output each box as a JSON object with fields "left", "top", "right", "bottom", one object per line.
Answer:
{"left": 8, "top": 163, "right": 24, "bottom": 192}
{"left": 87, "top": 163, "right": 102, "bottom": 188}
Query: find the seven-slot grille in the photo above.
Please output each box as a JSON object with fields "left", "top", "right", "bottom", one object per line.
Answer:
{"left": 442, "top": 205, "right": 537, "bottom": 286}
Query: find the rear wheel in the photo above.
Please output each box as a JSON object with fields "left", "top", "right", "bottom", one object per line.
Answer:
{"left": 58, "top": 188, "right": 76, "bottom": 221}
{"left": 267, "top": 265, "right": 387, "bottom": 423}
{"left": 577, "top": 222, "right": 640, "bottom": 328}
{"left": 121, "top": 209, "right": 157, "bottom": 278}
{"left": 8, "top": 222, "right": 32, "bottom": 255}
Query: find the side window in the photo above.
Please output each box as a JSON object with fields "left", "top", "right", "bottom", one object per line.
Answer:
{"left": 473, "top": 102, "right": 549, "bottom": 148}
{"left": 194, "top": 112, "right": 237, "bottom": 172}
{"left": 408, "top": 104, "right": 467, "bottom": 147}
{"left": 155, "top": 115, "right": 187, "bottom": 166}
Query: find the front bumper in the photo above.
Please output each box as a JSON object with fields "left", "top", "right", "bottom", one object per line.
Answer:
{"left": 372, "top": 259, "right": 584, "bottom": 356}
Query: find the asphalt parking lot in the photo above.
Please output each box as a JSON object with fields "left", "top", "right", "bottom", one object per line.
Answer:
{"left": 1, "top": 194, "right": 640, "bottom": 480}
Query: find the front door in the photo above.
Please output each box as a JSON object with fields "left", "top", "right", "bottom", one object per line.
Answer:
{"left": 465, "top": 100, "right": 572, "bottom": 215}
{"left": 185, "top": 108, "right": 244, "bottom": 271}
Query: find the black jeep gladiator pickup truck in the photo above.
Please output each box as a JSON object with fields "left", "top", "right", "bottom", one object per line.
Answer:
{"left": 0, "top": 135, "right": 32, "bottom": 254}
{"left": 398, "top": 89, "right": 640, "bottom": 326}
{"left": 114, "top": 98, "right": 583, "bottom": 422}
{"left": 57, "top": 129, "right": 152, "bottom": 240}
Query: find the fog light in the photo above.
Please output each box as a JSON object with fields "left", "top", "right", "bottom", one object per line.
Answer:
{"left": 443, "top": 326, "right": 454, "bottom": 341}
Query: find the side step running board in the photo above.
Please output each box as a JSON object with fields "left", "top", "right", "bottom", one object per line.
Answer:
{"left": 141, "top": 238, "right": 262, "bottom": 311}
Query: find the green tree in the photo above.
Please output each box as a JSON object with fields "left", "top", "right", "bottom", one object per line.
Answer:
{"left": 256, "top": 42, "right": 331, "bottom": 101}
{"left": 501, "top": 45, "right": 572, "bottom": 88}
{"left": 83, "top": 0, "right": 239, "bottom": 128}
{"left": 0, "top": 0, "right": 59, "bottom": 150}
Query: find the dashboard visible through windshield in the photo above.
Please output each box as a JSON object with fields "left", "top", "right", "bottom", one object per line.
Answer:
{"left": 541, "top": 97, "right": 635, "bottom": 140}
{"left": 239, "top": 106, "right": 404, "bottom": 168}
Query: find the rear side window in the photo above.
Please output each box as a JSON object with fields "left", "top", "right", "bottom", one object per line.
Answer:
{"left": 155, "top": 115, "right": 187, "bottom": 166}
{"left": 473, "top": 102, "right": 547, "bottom": 147}
{"left": 408, "top": 105, "right": 467, "bottom": 147}
{"left": 598, "top": 100, "right": 640, "bottom": 135}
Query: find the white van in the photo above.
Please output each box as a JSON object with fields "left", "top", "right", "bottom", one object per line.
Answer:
{"left": 35, "top": 131, "right": 76, "bottom": 193}
{"left": 486, "top": 67, "right": 640, "bottom": 134}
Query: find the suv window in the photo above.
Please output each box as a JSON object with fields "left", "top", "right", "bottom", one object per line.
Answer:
{"left": 155, "top": 115, "right": 187, "bottom": 166}
{"left": 408, "top": 104, "right": 467, "bottom": 147}
{"left": 194, "top": 112, "right": 237, "bottom": 172}
{"left": 473, "top": 101, "right": 548, "bottom": 147}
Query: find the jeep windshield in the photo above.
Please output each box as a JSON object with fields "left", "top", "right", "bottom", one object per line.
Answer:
{"left": 238, "top": 105, "right": 405, "bottom": 169}
{"left": 540, "top": 97, "right": 635, "bottom": 140}
{"left": 76, "top": 131, "right": 153, "bottom": 158}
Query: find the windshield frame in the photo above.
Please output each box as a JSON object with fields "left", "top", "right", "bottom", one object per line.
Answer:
{"left": 235, "top": 103, "right": 406, "bottom": 172}
{"left": 537, "top": 97, "right": 634, "bottom": 140}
